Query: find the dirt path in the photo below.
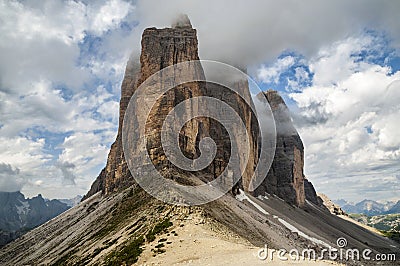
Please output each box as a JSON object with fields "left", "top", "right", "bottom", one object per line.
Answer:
{"left": 137, "top": 213, "right": 341, "bottom": 266}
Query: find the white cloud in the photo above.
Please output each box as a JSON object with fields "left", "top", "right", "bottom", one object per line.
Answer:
{"left": 0, "top": 0, "right": 89, "bottom": 92}
{"left": 294, "top": 67, "right": 309, "bottom": 83}
{"left": 0, "top": 0, "right": 87, "bottom": 44}
{"left": 97, "top": 100, "right": 120, "bottom": 123}
{"left": 288, "top": 35, "right": 400, "bottom": 201}
{"left": 0, "top": 0, "right": 132, "bottom": 198}
{"left": 90, "top": 0, "right": 133, "bottom": 34}
{"left": 0, "top": 80, "right": 118, "bottom": 196}
{"left": 57, "top": 131, "right": 113, "bottom": 190}
{"left": 0, "top": 137, "right": 50, "bottom": 170}
{"left": 257, "top": 56, "right": 295, "bottom": 84}
{"left": 0, "top": 0, "right": 134, "bottom": 93}
{"left": 134, "top": 0, "right": 400, "bottom": 65}
{"left": 56, "top": 161, "right": 77, "bottom": 185}
{"left": 0, "top": 163, "right": 24, "bottom": 192}
{"left": 0, "top": 81, "right": 117, "bottom": 137}
{"left": 0, "top": 136, "right": 57, "bottom": 194}
{"left": 309, "top": 36, "right": 385, "bottom": 87}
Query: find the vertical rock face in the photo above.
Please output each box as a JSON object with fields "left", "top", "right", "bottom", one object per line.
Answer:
{"left": 84, "top": 17, "right": 320, "bottom": 209}
{"left": 304, "top": 178, "right": 323, "bottom": 206}
{"left": 84, "top": 19, "right": 212, "bottom": 199}
{"left": 254, "top": 90, "right": 305, "bottom": 207}
{"left": 125, "top": 25, "right": 211, "bottom": 182}
{"left": 204, "top": 79, "right": 260, "bottom": 191}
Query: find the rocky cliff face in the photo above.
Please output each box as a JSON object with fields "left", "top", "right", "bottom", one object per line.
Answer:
{"left": 318, "top": 193, "right": 346, "bottom": 215}
{"left": 253, "top": 90, "right": 305, "bottom": 206}
{"left": 84, "top": 16, "right": 209, "bottom": 199}
{"left": 304, "top": 178, "right": 324, "bottom": 206}
{"left": 84, "top": 17, "right": 318, "bottom": 208}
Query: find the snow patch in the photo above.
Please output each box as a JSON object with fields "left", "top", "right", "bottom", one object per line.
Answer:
{"left": 236, "top": 189, "right": 269, "bottom": 215}
{"left": 257, "top": 195, "right": 269, "bottom": 200}
{"left": 305, "top": 199, "right": 321, "bottom": 211}
{"left": 16, "top": 200, "right": 29, "bottom": 216}
{"left": 277, "top": 217, "right": 332, "bottom": 248}
{"left": 16, "top": 200, "right": 30, "bottom": 224}
{"left": 274, "top": 195, "right": 285, "bottom": 202}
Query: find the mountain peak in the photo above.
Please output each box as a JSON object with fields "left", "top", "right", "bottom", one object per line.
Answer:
{"left": 0, "top": 191, "right": 69, "bottom": 247}
{"left": 83, "top": 18, "right": 319, "bottom": 208}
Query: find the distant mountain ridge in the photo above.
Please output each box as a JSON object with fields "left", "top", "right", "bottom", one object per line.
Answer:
{"left": 334, "top": 198, "right": 399, "bottom": 215}
{"left": 389, "top": 201, "right": 400, "bottom": 214}
{"left": 348, "top": 213, "right": 400, "bottom": 233}
{"left": 0, "top": 191, "right": 70, "bottom": 246}
{"left": 57, "top": 195, "right": 83, "bottom": 207}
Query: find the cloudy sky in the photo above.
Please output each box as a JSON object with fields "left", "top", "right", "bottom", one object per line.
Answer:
{"left": 0, "top": 0, "right": 399, "bottom": 203}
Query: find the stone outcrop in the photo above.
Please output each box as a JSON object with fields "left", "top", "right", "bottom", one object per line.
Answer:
{"left": 254, "top": 90, "right": 306, "bottom": 207}
{"left": 304, "top": 178, "right": 323, "bottom": 206}
{"left": 84, "top": 16, "right": 320, "bottom": 208}
{"left": 318, "top": 193, "right": 346, "bottom": 215}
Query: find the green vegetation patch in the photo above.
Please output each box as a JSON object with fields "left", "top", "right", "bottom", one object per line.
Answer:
{"left": 152, "top": 248, "right": 166, "bottom": 255}
{"left": 381, "top": 231, "right": 400, "bottom": 244}
{"left": 105, "top": 236, "right": 145, "bottom": 266}
{"left": 155, "top": 243, "right": 165, "bottom": 249}
{"left": 373, "top": 222, "right": 391, "bottom": 231}
{"left": 146, "top": 219, "right": 173, "bottom": 242}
